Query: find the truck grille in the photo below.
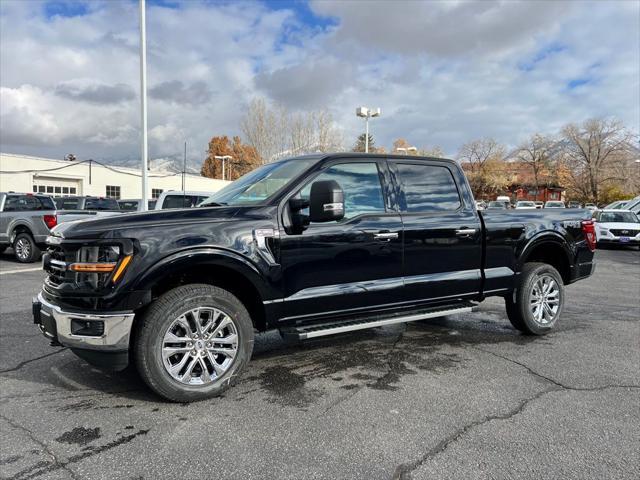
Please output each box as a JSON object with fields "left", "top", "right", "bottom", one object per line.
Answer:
{"left": 610, "top": 229, "right": 640, "bottom": 236}
{"left": 44, "top": 245, "right": 76, "bottom": 287}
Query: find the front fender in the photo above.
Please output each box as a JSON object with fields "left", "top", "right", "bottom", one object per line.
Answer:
{"left": 130, "top": 247, "right": 279, "bottom": 301}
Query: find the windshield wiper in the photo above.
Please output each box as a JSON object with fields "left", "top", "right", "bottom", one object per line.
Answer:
{"left": 198, "top": 201, "right": 227, "bottom": 207}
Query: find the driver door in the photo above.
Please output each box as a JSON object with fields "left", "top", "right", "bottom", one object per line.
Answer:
{"left": 278, "top": 159, "right": 404, "bottom": 322}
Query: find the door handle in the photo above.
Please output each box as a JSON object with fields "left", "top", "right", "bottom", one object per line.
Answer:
{"left": 373, "top": 232, "right": 399, "bottom": 241}
{"left": 455, "top": 228, "right": 477, "bottom": 237}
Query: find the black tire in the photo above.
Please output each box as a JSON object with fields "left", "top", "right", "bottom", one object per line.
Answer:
{"left": 13, "top": 233, "right": 41, "bottom": 263}
{"left": 135, "top": 284, "right": 254, "bottom": 402}
{"left": 504, "top": 262, "right": 565, "bottom": 335}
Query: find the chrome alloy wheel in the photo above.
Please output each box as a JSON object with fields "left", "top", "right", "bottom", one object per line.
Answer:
{"left": 14, "top": 237, "right": 31, "bottom": 260}
{"left": 162, "top": 307, "right": 238, "bottom": 385}
{"left": 529, "top": 274, "right": 560, "bottom": 325}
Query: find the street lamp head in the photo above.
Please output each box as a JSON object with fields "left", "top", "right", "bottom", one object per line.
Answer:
{"left": 370, "top": 107, "right": 381, "bottom": 118}
{"left": 356, "top": 106, "right": 369, "bottom": 118}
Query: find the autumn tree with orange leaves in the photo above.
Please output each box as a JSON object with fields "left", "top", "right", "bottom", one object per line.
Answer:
{"left": 201, "top": 136, "right": 260, "bottom": 181}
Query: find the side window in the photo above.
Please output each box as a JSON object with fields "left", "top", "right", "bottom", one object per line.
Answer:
{"left": 3, "top": 195, "right": 21, "bottom": 211}
{"left": 396, "top": 163, "right": 461, "bottom": 213}
{"left": 299, "top": 162, "right": 385, "bottom": 221}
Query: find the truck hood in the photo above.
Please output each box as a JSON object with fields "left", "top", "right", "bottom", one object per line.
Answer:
{"left": 51, "top": 206, "right": 243, "bottom": 240}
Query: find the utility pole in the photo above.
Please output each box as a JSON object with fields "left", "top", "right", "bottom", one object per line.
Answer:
{"left": 139, "top": 0, "right": 149, "bottom": 211}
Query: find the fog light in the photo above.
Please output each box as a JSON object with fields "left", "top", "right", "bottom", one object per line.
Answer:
{"left": 70, "top": 319, "right": 105, "bottom": 336}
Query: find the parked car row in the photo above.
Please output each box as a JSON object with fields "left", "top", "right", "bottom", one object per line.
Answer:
{"left": 0, "top": 193, "right": 122, "bottom": 262}
{"left": 0, "top": 190, "right": 216, "bottom": 263}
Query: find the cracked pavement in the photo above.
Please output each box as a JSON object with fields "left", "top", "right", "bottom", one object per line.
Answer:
{"left": 1, "top": 248, "right": 639, "bottom": 479}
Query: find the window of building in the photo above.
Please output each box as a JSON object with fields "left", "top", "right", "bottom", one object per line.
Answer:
{"left": 395, "top": 163, "right": 461, "bottom": 213}
{"left": 105, "top": 185, "right": 121, "bottom": 199}
{"left": 46, "top": 186, "right": 54, "bottom": 193}
{"left": 298, "top": 162, "right": 386, "bottom": 221}
{"left": 152, "top": 188, "right": 163, "bottom": 199}
{"left": 70, "top": 187, "right": 77, "bottom": 194}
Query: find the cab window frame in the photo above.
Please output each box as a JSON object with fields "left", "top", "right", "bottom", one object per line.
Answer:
{"left": 390, "top": 160, "right": 463, "bottom": 215}
{"left": 291, "top": 158, "right": 390, "bottom": 225}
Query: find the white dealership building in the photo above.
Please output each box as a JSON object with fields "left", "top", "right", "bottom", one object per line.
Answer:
{"left": 0, "top": 152, "right": 228, "bottom": 200}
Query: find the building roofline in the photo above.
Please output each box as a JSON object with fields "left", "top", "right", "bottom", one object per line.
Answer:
{"left": 0, "top": 152, "right": 208, "bottom": 179}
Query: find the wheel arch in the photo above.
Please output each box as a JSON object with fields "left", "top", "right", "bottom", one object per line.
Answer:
{"left": 10, "top": 222, "right": 34, "bottom": 241}
{"left": 518, "top": 233, "right": 572, "bottom": 284}
{"left": 133, "top": 249, "right": 272, "bottom": 332}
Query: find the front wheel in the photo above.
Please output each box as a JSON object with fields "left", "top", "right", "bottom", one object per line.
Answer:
{"left": 505, "top": 262, "right": 565, "bottom": 335}
{"left": 135, "top": 284, "right": 254, "bottom": 402}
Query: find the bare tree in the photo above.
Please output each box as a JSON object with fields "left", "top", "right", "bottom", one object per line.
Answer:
{"left": 242, "top": 98, "right": 343, "bottom": 162}
{"left": 561, "top": 118, "right": 635, "bottom": 203}
{"left": 456, "top": 138, "right": 505, "bottom": 174}
{"left": 515, "top": 134, "right": 554, "bottom": 201}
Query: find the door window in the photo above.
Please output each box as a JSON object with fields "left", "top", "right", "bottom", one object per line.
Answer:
{"left": 396, "top": 163, "right": 461, "bottom": 213}
{"left": 299, "top": 163, "right": 386, "bottom": 221}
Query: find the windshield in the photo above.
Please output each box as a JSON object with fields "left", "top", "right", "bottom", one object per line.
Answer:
{"left": 517, "top": 202, "right": 535, "bottom": 207}
{"left": 488, "top": 201, "right": 505, "bottom": 208}
{"left": 598, "top": 212, "right": 638, "bottom": 223}
{"left": 199, "top": 158, "right": 316, "bottom": 207}
{"left": 546, "top": 202, "right": 564, "bottom": 207}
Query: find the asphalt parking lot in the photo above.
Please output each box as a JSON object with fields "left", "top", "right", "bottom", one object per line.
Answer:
{"left": 1, "top": 247, "right": 638, "bottom": 480}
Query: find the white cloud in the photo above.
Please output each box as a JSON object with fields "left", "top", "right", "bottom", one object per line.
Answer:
{"left": 0, "top": 0, "right": 638, "bottom": 165}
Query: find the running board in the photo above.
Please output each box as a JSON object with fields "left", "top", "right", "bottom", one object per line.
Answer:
{"left": 281, "top": 303, "right": 476, "bottom": 340}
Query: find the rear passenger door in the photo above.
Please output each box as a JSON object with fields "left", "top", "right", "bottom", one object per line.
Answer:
{"left": 390, "top": 160, "right": 482, "bottom": 303}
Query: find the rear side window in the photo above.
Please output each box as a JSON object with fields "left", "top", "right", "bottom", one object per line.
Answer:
{"left": 85, "top": 198, "right": 120, "bottom": 210}
{"left": 396, "top": 163, "right": 461, "bottom": 213}
{"left": 56, "top": 198, "right": 80, "bottom": 209}
{"left": 3, "top": 195, "right": 52, "bottom": 211}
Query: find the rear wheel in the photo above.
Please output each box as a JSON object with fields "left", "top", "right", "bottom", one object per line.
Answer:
{"left": 13, "top": 233, "right": 40, "bottom": 263}
{"left": 505, "top": 262, "right": 564, "bottom": 335}
{"left": 135, "top": 284, "right": 254, "bottom": 402}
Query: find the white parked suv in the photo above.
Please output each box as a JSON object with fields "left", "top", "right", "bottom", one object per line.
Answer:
{"left": 515, "top": 201, "right": 537, "bottom": 210}
{"left": 544, "top": 201, "right": 565, "bottom": 208}
{"left": 594, "top": 210, "right": 640, "bottom": 248}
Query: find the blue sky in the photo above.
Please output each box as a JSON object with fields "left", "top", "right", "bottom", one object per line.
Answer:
{"left": 1, "top": 0, "right": 638, "bottom": 165}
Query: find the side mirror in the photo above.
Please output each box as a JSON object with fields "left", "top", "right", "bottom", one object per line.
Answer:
{"left": 309, "top": 180, "right": 344, "bottom": 223}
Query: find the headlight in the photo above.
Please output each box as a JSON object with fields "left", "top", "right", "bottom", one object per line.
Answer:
{"left": 599, "top": 229, "right": 609, "bottom": 236}
{"left": 70, "top": 245, "right": 131, "bottom": 289}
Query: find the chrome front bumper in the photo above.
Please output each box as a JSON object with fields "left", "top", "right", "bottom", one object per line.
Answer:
{"left": 33, "top": 292, "right": 135, "bottom": 351}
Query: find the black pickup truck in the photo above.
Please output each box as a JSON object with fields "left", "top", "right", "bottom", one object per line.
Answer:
{"left": 33, "top": 154, "right": 596, "bottom": 402}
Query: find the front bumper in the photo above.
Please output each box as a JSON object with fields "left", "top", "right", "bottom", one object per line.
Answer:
{"left": 33, "top": 292, "right": 135, "bottom": 352}
{"left": 597, "top": 237, "right": 640, "bottom": 245}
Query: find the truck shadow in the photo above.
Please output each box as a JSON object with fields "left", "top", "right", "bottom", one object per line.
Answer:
{"left": 3, "top": 305, "right": 544, "bottom": 407}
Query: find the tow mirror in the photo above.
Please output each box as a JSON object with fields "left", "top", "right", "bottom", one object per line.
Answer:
{"left": 309, "top": 180, "right": 344, "bottom": 222}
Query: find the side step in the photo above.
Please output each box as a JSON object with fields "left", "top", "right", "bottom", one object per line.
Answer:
{"left": 280, "top": 303, "right": 476, "bottom": 340}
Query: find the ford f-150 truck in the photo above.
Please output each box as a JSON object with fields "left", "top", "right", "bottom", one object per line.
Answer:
{"left": 32, "top": 154, "right": 596, "bottom": 402}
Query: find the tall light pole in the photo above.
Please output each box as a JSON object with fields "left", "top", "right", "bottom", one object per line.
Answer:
{"left": 139, "top": 0, "right": 149, "bottom": 211}
{"left": 356, "top": 107, "right": 381, "bottom": 153}
{"left": 214, "top": 155, "right": 232, "bottom": 180}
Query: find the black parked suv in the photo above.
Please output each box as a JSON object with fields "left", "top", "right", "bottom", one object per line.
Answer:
{"left": 33, "top": 154, "right": 596, "bottom": 402}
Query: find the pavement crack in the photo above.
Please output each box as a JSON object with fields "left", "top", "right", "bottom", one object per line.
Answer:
{"left": 0, "top": 349, "right": 67, "bottom": 374}
{"left": 390, "top": 349, "right": 640, "bottom": 480}
{"left": 369, "top": 326, "right": 407, "bottom": 391}
{"left": 0, "top": 413, "right": 81, "bottom": 480}
{"left": 471, "top": 347, "right": 640, "bottom": 392}
{"left": 391, "top": 386, "right": 557, "bottom": 480}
